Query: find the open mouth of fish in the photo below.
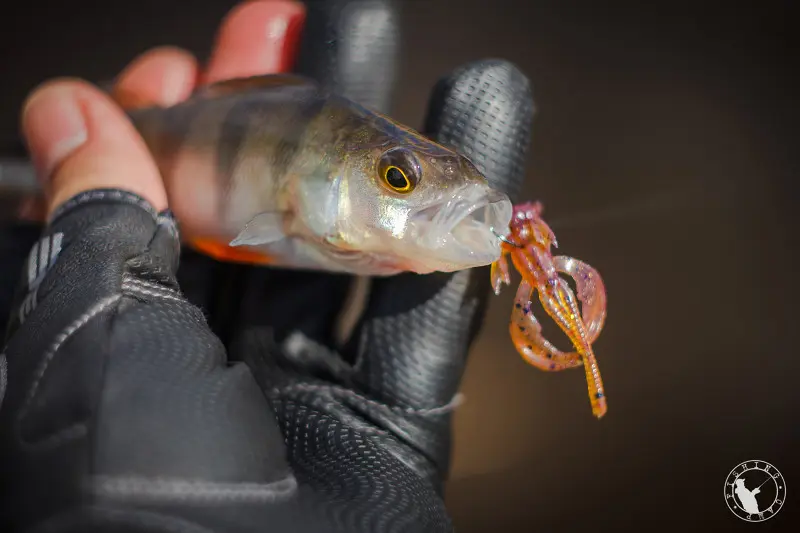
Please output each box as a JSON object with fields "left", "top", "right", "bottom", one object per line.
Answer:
{"left": 417, "top": 188, "right": 513, "bottom": 264}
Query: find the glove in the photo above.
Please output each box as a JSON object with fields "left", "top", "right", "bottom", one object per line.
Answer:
{"left": 0, "top": 1, "right": 534, "bottom": 532}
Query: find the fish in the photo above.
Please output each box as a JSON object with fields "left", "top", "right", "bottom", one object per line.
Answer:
{"left": 1, "top": 73, "right": 514, "bottom": 276}
{"left": 0, "top": 73, "right": 612, "bottom": 418}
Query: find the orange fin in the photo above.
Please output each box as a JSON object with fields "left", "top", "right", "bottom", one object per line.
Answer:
{"left": 189, "top": 237, "right": 276, "bottom": 266}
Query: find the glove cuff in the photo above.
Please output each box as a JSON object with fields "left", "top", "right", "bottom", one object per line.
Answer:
{"left": 49, "top": 188, "right": 167, "bottom": 226}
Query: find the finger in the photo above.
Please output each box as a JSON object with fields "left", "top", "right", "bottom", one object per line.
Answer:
{"left": 295, "top": 0, "right": 401, "bottom": 113}
{"left": 21, "top": 79, "right": 168, "bottom": 218}
{"left": 423, "top": 60, "right": 533, "bottom": 204}
{"left": 203, "top": 0, "right": 306, "bottom": 84}
{"left": 345, "top": 60, "right": 534, "bottom": 416}
{"left": 112, "top": 46, "right": 199, "bottom": 109}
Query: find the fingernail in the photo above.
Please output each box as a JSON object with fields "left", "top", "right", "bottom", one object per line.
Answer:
{"left": 161, "top": 57, "right": 193, "bottom": 105}
{"left": 263, "top": 4, "right": 305, "bottom": 72}
{"left": 205, "top": 0, "right": 305, "bottom": 82}
{"left": 22, "top": 84, "right": 88, "bottom": 180}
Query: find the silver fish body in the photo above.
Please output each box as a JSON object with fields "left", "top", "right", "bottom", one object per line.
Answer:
{"left": 8, "top": 74, "right": 515, "bottom": 276}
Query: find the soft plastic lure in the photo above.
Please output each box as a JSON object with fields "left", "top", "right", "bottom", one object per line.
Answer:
{"left": 491, "top": 201, "right": 608, "bottom": 418}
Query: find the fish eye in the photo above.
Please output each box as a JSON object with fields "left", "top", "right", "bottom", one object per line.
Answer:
{"left": 378, "top": 149, "right": 419, "bottom": 194}
{"left": 384, "top": 166, "right": 412, "bottom": 192}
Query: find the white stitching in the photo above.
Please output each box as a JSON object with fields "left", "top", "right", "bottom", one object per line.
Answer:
{"left": 90, "top": 474, "right": 298, "bottom": 504}
{"left": 121, "top": 276, "right": 181, "bottom": 296}
{"left": 18, "top": 294, "right": 122, "bottom": 419}
{"left": 122, "top": 283, "right": 183, "bottom": 303}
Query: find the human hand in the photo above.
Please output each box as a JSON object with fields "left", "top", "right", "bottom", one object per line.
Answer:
{"left": 0, "top": 1, "right": 534, "bottom": 532}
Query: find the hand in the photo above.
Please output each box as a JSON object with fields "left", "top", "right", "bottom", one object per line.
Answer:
{"left": 0, "top": 1, "right": 533, "bottom": 532}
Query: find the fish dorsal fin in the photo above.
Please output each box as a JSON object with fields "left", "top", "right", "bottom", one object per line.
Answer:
{"left": 199, "top": 74, "right": 318, "bottom": 99}
{"left": 110, "top": 84, "right": 165, "bottom": 111}
{"left": 108, "top": 74, "right": 318, "bottom": 112}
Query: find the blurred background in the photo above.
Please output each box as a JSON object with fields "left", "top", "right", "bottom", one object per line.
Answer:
{"left": 0, "top": 0, "right": 796, "bottom": 531}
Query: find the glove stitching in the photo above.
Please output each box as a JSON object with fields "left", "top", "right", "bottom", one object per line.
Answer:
{"left": 16, "top": 294, "right": 123, "bottom": 447}
{"left": 121, "top": 276, "right": 181, "bottom": 296}
{"left": 88, "top": 474, "right": 298, "bottom": 505}
{"left": 49, "top": 189, "right": 158, "bottom": 226}
{"left": 12, "top": 211, "right": 177, "bottom": 450}
{"left": 273, "top": 383, "right": 464, "bottom": 417}
{"left": 18, "top": 293, "right": 122, "bottom": 415}
{"left": 121, "top": 279, "right": 184, "bottom": 303}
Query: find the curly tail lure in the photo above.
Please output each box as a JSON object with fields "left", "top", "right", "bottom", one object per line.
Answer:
{"left": 491, "top": 201, "right": 608, "bottom": 418}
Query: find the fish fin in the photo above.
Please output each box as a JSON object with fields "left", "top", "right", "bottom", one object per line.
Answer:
{"left": 229, "top": 212, "right": 286, "bottom": 247}
{"left": 189, "top": 238, "right": 276, "bottom": 265}
{"left": 199, "top": 74, "right": 317, "bottom": 98}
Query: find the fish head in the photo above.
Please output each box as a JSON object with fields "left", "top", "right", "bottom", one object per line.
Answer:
{"left": 327, "top": 138, "right": 513, "bottom": 274}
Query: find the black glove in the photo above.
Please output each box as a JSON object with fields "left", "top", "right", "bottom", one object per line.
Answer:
{"left": 0, "top": 3, "right": 534, "bottom": 532}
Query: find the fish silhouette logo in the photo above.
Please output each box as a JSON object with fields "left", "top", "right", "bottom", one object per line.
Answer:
{"left": 724, "top": 460, "right": 786, "bottom": 522}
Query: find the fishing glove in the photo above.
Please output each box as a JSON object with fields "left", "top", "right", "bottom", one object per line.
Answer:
{"left": 0, "top": 4, "right": 534, "bottom": 533}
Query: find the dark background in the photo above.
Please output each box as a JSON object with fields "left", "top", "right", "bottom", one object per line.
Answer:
{"left": 0, "top": 1, "right": 797, "bottom": 531}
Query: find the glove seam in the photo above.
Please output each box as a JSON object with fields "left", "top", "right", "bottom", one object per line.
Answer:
{"left": 87, "top": 474, "right": 299, "bottom": 505}
{"left": 274, "top": 393, "right": 389, "bottom": 438}
{"left": 13, "top": 277, "right": 183, "bottom": 451}
{"left": 15, "top": 293, "right": 122, "bottom": 450}
{"left": 273, "top": 383, "right": 464, "bottom": 417}
{"left": 121, "top": 276, "right": 184, "bottom": 303}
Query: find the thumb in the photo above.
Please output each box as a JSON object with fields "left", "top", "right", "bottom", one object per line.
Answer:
{"left": 21, "top": 78, "right": 167, "bottom": 218}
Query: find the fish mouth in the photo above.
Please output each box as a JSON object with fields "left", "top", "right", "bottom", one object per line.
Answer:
{"left": 417, "top": 188, "right": 513, "bottom": 267}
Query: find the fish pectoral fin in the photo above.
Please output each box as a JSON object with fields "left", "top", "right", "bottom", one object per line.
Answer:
{"left": 229, "top": 212, "right": 286, "bottom": 247}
